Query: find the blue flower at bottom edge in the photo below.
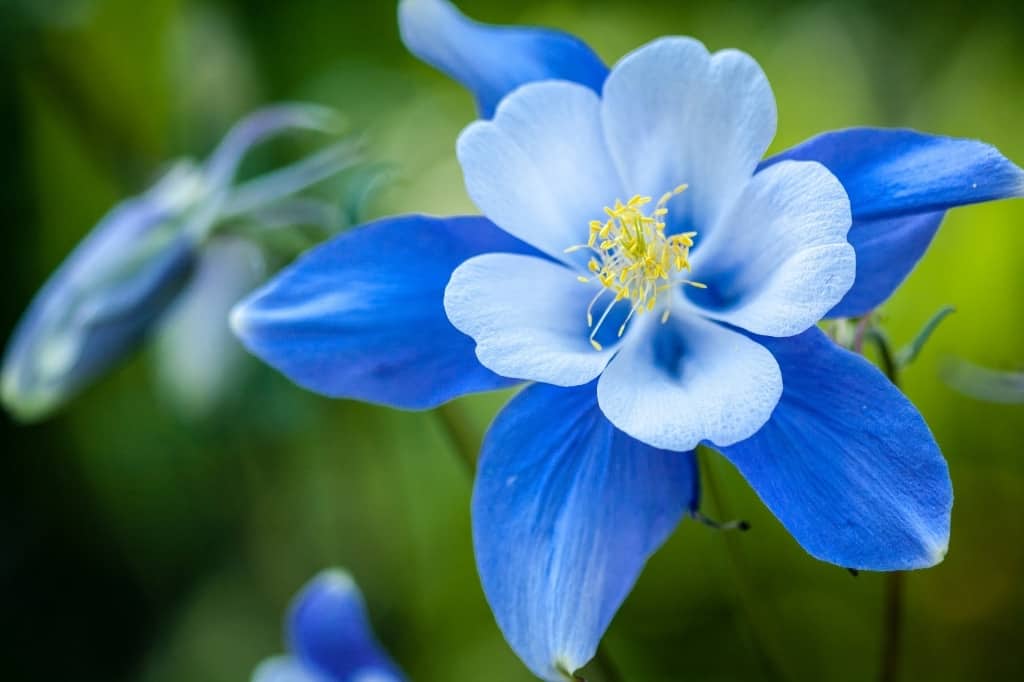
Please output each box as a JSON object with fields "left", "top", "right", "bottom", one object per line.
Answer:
{"left": 254, "top": 570, "right": 405, "bottom": 682}
{"left": 233, "top": 2, "right": 1024, "bottom": 679}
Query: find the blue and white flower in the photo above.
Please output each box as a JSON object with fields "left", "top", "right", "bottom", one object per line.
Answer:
{"left": 254, "top": 570, "right": 405, "bottom": 682}
{"left": 2, "top": 104, "right": 355, "bottom": 421}
{"left": 233, "top": 1, "right": 1024, "bottom": 679}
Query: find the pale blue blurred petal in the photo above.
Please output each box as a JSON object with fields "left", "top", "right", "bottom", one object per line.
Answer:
{"left": 222, "top": 139, "right": 361, "bottom": 219}
{"left": 1, "top": 164, "right": 203, "bottom": 420}
{"left": 204, "top": 103, "right": 344, "bottom": 190}
{"left": 153, "top": 237, "right": 265, "bottom": 419}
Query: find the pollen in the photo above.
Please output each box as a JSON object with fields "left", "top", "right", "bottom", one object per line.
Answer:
{"left": 565, "top": 185, "right": 706, "bottom": 350}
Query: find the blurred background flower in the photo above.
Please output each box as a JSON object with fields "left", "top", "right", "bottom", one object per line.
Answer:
{"left": 254, "top": 569, "right": 405, "bottom": 682}
{"left": 1, "top": 1, "right": 1023, "bottom": 681}
{"left": 1, "top": 101, "right": 356, "bottom": 422}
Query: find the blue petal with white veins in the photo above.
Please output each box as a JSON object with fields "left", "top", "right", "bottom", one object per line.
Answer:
{"left": 596, "top": 314, "right": 782, "bottom": 452}
{"left": 602, "top": 37, "right": 777, "bottom": 238}
{"left": 232, "top": 215, "right": 534, "bottom": 409}
{"left": 761, "top": 128, "right": 1024, "bottom": 316}
{"left": 444, "top": 253, "right": 617, "bottom": 386}
{"left": 398, "top": 0, "right": 607, "bottom": 118}
{"left": 685, "top": 159, "right": 854, "bottom": 337}
{"left": 717, "top": 327, "right": 952, "bottom": 570}
{"left": 457, "top": 80, "right": 624, "bottom": 266}
{"left": 473, "top": 381, "right": 698, "bottom": 681}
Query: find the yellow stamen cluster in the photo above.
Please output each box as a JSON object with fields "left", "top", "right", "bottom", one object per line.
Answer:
{"left": 565, "top": 185, "right": 706, "bottom": 350}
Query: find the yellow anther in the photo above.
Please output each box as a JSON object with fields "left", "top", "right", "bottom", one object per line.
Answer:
{"left": 567, "top": 184, "right": 707, "bottom": 350}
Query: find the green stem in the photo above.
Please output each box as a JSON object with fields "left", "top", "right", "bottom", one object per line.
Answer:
{"left": 879, "top": 572, "right": 904, "bottom": 682}
{"left": 433, "top": 403, "right": 625, "bottom": 682}
{"left": 435, "top": 403, "right": 478, "bottom": 474}
{"left": 866, "top": 328, "right": 900, "bottom": 386}
{"left": 865, "top": 330, "right": 905, "bottom": 682}
{"left": 587, "top": 644, "right": 626, "bottom": 682}
{"left": 701, "top": 453, "right": 786, "bottom": 682}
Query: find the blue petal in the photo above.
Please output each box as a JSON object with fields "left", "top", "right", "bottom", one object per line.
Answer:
{"left": 288, "top": 570, "right": 405, "bottom": 682}
{"left": 717, "top": 327, "right": 952, "bottom": 570}
{"left": 761, "top": 128, "right": 1024, "bottom": 316}
{"left": 231, "top": 215, "right": 535, "bottom": 409}
{"left": 684, "top": 160, "right": 853, "bottom": 336}
{"left": 473, "top": 382, "right": 698, "bottom": 680}
{"left": 398, "top": 0, "right": 608, "bottom": 118}
{"left": 601, "top": 37, "right": 776, "bottom": 237}
{"left": 827, "top": 211, "right": 945, "bottom": 318}
{"left": 457, "top": 80, "right": 623, "bottom": 265}
{"left": 444, "top": 253, "right": 616, "bottom": 386}
{"left": 596, "top": 314, "right": 782, "bottom": 452}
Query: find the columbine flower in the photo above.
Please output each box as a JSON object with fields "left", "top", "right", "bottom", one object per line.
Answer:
{"left": 233, "top": 1, "right": 1024, "bottom": 679}
{"left": 254, "top": 570, "right": 405, "bottom": 682}
{"left": 2, "top": 104, "right": 354, "bottom": 421}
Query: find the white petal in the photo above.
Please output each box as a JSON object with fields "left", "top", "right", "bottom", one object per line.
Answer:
{"left": 685, "top": 160, "right": 855, "bottom": 336}
{"left": 597, "top": 314, "right": 781, "bottom": 451}
{"left": 444, "top": 253, "right": 615, "bottom": 385}
{"left": 601, "top": 37, "right": 777, "bottom": 236}
{"left": 457, "top": 81, "right": 624, "bottom": 265}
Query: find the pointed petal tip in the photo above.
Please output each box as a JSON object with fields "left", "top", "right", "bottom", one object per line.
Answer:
{"left": 228, "top": 298, "right": 252, "bottom": 342}
{"left": 473, "top": 383, "right": 697, "bottom": 679}
{"left": 720, "top": 328, "right": 953, "bottom": 572}
{"left": 926, "top": 539, "right": 950, "bottom": 568}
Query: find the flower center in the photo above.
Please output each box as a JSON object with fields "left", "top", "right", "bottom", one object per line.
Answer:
{"left": 566, "top": 184, "right": 706, "bottom": 350}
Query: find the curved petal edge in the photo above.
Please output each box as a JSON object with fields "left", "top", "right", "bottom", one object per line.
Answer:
{"left": 718, "top": 327, "right": 952, "bottom": 570}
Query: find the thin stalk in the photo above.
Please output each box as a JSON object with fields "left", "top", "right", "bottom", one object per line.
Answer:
{"left": 702, "top": 453, "right": 786, "bottom": 682}
{"left": 433, "top": 403, "right": 625, "bottom": 682}
{"left": 434, "top": 403, "right": 478, "bottom": 474}
{"left": 586, "top": 644, "right": 626, "bottom": 682}
{"left": 879, "top": 572, "right": 904, "bottom": 682}
{"left": 865, "top": 329, "right": 905, "bottom": 682}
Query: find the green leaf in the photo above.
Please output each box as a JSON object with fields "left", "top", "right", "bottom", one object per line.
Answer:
{"left": 895, "top": 305, "right": 956, "bottom": 369}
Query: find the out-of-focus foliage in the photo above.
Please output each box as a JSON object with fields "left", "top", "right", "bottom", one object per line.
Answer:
{"left": 1, "top": 1, "right": 1022, "bottom": 681}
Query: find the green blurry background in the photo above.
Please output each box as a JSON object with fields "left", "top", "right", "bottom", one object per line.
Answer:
{"left": 2, "top": 1, "right": 1023, "bottom": 680}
